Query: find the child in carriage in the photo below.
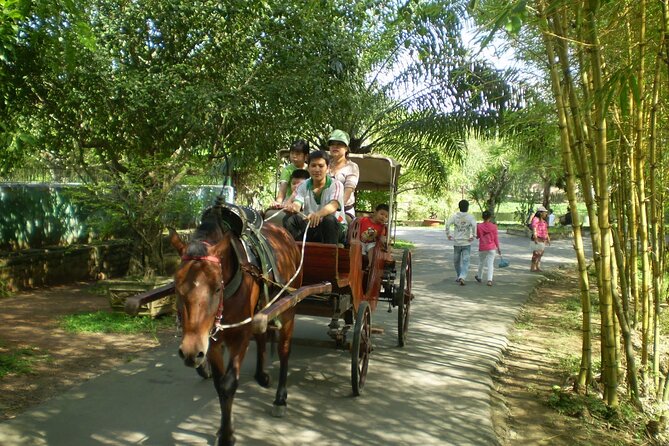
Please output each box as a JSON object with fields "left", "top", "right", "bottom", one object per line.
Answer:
{"left": 283, "top": 169, "right": 310, "bottom": 204}
{"left": 359, "top": 204, "right": 389, "bottom": 256}
{"left": 272, "top": 139, "right": 310, "bottom": 208}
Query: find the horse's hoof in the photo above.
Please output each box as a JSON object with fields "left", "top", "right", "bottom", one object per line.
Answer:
{"left": 254, "top": 372, "right": 271, "bottom": 388}
{"left": 215, "top": 434, "right": 235, "bottom": 446}
{"left": 271, "top": 404, "right": 287, "bottom": 418}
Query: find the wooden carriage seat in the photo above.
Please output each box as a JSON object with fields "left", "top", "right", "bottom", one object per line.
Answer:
{"left": 297, "top": 242, "right": 353, "bottom": 290}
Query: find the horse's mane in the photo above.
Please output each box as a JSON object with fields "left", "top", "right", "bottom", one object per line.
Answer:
{"left": 186, "top": 207, "right": 228, "bottom": 258}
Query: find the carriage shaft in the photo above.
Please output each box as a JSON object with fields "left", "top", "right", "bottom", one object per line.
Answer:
{"left": 251, "top": 282, "right": 332, "bottom": 334}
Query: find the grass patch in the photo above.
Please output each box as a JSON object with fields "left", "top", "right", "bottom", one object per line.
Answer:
{"left": 560, "top": 295, "right": 582, "bottom": 312}
{"left": 59, "top": 311, "right": 173, "bottom": 335}
{"left": 555, "top": 353, "right": 581, "bottom": 376}
{"left": 548, "top": 386, "right": 640, "bottom": 433}
{"left": 0, "top": 347, "right": 48, "bottom": 377}
{"left": 659, "top": 306, "right": 669, "bottom": 336}
{"left": 545, "top": 312, "right": 581, "bottom": 333}
{"left": 515, "top": 309, "right": 534, "bottom": 329}
{"left": 0, "top": 279, "right": 11, "bottom": 298}
{"left": 393, "top": 239, "right": 415, "bottom": 250}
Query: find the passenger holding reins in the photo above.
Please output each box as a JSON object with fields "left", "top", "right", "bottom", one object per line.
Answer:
{"left": 283, "top": 150, "right": 348, "bottom": 245}
{"left": 327, "top": 129, "right": 359, "bottom": 222}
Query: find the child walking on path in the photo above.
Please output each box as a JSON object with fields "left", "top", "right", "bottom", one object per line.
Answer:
{"left": 475, "top": 210, "right": 501, "bottom": 286}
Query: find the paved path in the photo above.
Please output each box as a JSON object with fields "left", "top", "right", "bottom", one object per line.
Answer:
{"left": 0, "top": 228, "right": 581, "bottom": 446}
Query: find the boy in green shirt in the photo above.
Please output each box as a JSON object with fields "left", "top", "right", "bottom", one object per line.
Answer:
{"left": 273, "top": 139, "right": 309, "bottom": 207}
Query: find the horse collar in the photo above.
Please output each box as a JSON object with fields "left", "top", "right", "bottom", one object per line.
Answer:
{"left": 223, "top": 266, "right": 243, "bottom": 299}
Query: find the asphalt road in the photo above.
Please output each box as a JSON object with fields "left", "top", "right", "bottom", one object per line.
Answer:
{"left": 0, "top": 227, "right": 581, "bottom": 446}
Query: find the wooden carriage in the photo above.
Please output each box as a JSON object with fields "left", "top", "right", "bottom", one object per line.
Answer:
{"left": 254, "top": 153, "right": 414, "bottom": 395}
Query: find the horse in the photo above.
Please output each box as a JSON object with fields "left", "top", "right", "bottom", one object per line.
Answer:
{"left": 169, "top": 206, "right": 303, "bottom": 446}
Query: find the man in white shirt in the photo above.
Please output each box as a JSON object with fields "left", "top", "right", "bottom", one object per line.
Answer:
{"left": 283, "top": 150, "right": 347, "bottom": 245}
{"left": 445, "top": 199, "right": 477, "bottom": 285}
{"left": 547, "top": 208, "right": 556, "bottom": 227}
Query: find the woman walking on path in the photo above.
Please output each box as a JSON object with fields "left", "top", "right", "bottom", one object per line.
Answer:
{"left": 530, "top": 206, "right": 551, "bottom": 272}
{"left": 475, "top": 211, "right": 501, "bottom": 286}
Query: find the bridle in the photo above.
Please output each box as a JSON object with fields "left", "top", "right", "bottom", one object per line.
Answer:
{"left": 179, "top": 244, "right": 226, "bottom": 340}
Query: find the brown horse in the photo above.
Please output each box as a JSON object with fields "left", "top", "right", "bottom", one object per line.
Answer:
{"left": 169, "top": 209, "right": 303, "bottom": 446}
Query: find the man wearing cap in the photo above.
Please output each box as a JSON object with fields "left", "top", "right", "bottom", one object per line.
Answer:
{"left": 327, "top": 129, "right": 359, "bottom": 222}
{"left": 282, "top": 150, "right": 348, "bottom": 245}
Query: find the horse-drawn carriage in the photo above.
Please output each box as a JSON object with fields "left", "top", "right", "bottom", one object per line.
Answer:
{"left": 124, "top": 152, "right": 413, "bottom": 445}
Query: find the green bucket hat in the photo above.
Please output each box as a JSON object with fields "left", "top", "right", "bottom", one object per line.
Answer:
{"left": 328, "top": 129, "right": 350, "bottom": 147}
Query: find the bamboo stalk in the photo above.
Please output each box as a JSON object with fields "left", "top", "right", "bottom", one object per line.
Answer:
{"left": 612, "top": 226, "right": 642, "bottom": 405}
{"left": 649, "top": 25, "right": 664, "bottom": 397}
{"left": 584, "top": 0, "right": 618, "bottom": 407}
{"left": 541, "top": 1, "right": 593, "bottom": 392}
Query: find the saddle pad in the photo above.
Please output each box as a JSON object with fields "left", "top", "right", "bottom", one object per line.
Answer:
{"left": 219, "top": 204, "right": 262, "bottom": 237}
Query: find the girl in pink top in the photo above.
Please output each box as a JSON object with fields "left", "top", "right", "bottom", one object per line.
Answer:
{"left": 530, "top": 207, "right": 551, "bottom": 272}
{"left": 475, "top": 211, "right": 501, "bottom": 286}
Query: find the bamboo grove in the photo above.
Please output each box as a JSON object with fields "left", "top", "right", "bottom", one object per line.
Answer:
{"left": 473, "top": 0, "right": 669, "bottom": 418}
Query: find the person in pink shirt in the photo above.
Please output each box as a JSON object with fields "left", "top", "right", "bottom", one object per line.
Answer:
{"left": 475, "top": 210, "right": 501, "bottom": 286}
{"left": 530, "top": 206, "right": 551, "bottom": 272}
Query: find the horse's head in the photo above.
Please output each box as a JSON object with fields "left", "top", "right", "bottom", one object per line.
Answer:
{"left": 170, "top": 229, "right": 231, "bottom": 368}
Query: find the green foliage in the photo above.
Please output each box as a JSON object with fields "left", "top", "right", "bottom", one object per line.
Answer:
{"left": 59, "top": 311, "right": 173, "bottom": 335}
{"left": 0, "top": 183, "right": 216, "bottom": 250}
{"left": 3, "top": 0, "right": 532, "bottom": 271}
{"left": 0, "top": 184, "right": 90, "bottom": 250}
{"left": 0, "top": 346, "right": 48, "bottom": 378}
{"left": 658, "top": 305, "right": 669, "bottom": 336}
{"left": 560, "top": 294, "right": 583, "bottom": 312}
{"left": 0, "top": 278, "right": 11, "bottom": 298}
{"left": 355, "top": 190, "right": 392, "bottom": 214}
{"left": 392, "top": 239, "right": 415, "bottom": 250}
{"left": 161, "top": 186, "right": 221, "bottom": 229}
{"left": 548, "top": 386, "right": 640, "bottom": 430}
{"left": 555, "top": 354, "right": 581, "bottom": 376}
{"left": 515, "top": 309, "right": 534, "bottom": 329}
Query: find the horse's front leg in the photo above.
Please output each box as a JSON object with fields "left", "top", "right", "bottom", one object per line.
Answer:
{"left": 210, "top": 340, "right": 247, "bottom": 446}
{"left": 272, "top": 308, "right": 296, "bottom": 417}
{"left": 253, "top": 331, "right": 270, "bottom": 388}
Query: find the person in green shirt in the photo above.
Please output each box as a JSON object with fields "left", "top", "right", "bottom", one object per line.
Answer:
{"left": 272, "top": 139, "right": 309, "bottom": 208}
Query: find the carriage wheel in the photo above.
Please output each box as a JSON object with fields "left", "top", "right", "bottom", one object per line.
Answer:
{"left": 351, "top": 301, "right": 371, "bottom": 396}
{"left": 396, "top": 249, "right": 412, "bottom": 347}
{"left": 196, "top": 359, "right": 212, "bottom": 379}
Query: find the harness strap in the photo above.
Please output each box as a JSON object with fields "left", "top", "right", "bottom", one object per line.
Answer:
{"left": 223, "top": 265, "right": 243, "bottom": 299}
